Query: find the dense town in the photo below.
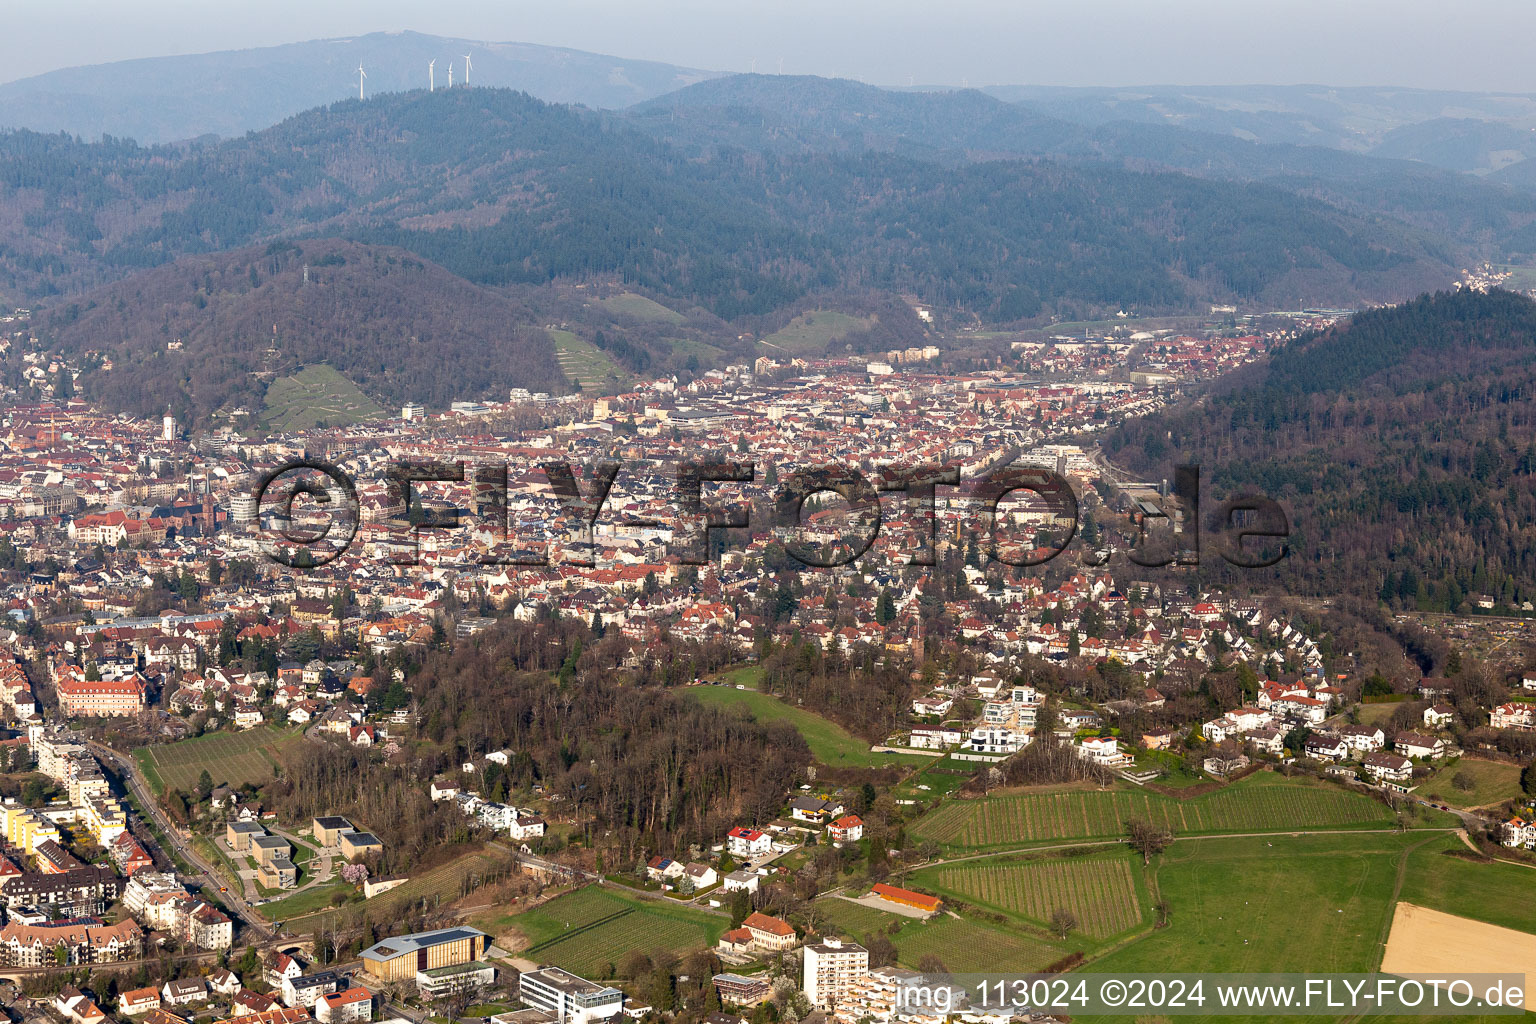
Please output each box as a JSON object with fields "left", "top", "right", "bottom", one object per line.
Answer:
{"left": 0, "top": 304, "right": 1532, "bottom": 1024}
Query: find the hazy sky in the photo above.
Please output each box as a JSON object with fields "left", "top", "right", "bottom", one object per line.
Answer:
{"left": 5, "top": 0, "right": 1535, "bottom": 92}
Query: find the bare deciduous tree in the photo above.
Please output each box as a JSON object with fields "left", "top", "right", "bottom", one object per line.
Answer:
{"left": 1125, "top": 818, "right": 1173, "bottom": 864}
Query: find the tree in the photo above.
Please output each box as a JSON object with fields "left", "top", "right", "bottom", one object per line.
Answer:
{"left": 875, "top": 588, "right": 896, "bottom": 625}
{"left": 1452, "top": 771, "right": 1476, "bottom": 793}
{"left": 196, "top": 769, "right": 214, "bottom": 801}
{"left": 1125, "top": 818, "right": 1173, "bottom": 864}
{"left": 1049, "top": 907, "right": 1078, "bottom": 940}
{"left": 621, "top": 951, "right": 653, "bottom": 980}
{"left": 916, "top": 954, "right": 948, "bottom": 975}
{"left": 866, "top": 933, "right": 897, "bottom": 967}
{"left": 1522, "top": 759, "right": 1536, "bottom": 797}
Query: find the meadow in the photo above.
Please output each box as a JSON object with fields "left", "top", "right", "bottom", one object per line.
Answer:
{"left": 815, "top": 896, "right": 1067, "bottom": 973}
{"left": 598, "top": 292, "right": 686, "bottom": 324}
{"left": 1414, "top": 758, "right": 1524, "bottom": 809}
{"left": 759, "top": 309, "right": 877, "bottom": 355}
{"left": 1398, "top": 834, "right": 1536, "bottom": 934}
{"left": 687, "top": 679, "right": 928, "bottom": 769}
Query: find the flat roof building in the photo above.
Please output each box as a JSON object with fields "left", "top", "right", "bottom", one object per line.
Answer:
{"left": 519, "top": 967, "right": 623, "bottom": 1024}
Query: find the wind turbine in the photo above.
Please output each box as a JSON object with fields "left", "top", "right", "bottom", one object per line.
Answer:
{"left": 447, "top": 62, "right": 453, "bottom": 88}
{"left": 357, "top": 64, "right": 367, "bottom": 100}
{"left": 429, "top": 59, "right": 435, "bottom": 92}
{"left": 462, "top": 52, "right": 473, "bottom": 85}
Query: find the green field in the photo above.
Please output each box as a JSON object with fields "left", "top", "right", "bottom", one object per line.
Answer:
{"left": 915, "top": 853, "right": 1148, "bottom": 940}
{"left": 598, "top": 292, "right": 686, "bottom": 324}
{"left": 261, "top": 880, "right": 352, "bottom": 920}
{"left": 1076, "top": 832, "right": 1451, "bottom": 1024}
{"left": 281, "top": 846, "right": 513, "bottom": 930}
{"left": 687, "top": 681, "right": 928, "bottom": 769}
{"left": 1415, "top": 758, "right": 1525, "bottom": 809}
{"left": 1493, "top": 263, "right": 1536, "bottom": 291}
{"left": 815, "top": 897, "right": 1065, "bottom": 973}
{"left": 759, "top": 310, "right": 876, "bottom": 355}
{"left": 133, "top": 726, "right": 300, "bottom": 795}
{"left": 261, "top": 364, "right": 384, "bottom": 431}
{"left": 664, "top": 337, "right": 726, "bottom": 365}
{"left": 500, "top": 886, "right": 725, "bottom": 978}
{"left": 1399, "top": 835, "right": 1536, "bottom": 934}
{"left": 911, "top": 773, "right": 1397, "bottom": 850}
{"left": 551, "top": 330, "right": 628, "bottom": 392}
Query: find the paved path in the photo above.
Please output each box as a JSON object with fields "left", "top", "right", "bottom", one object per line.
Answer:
{"left": 924, "top": 826, "right": 1460, "bottom": 868}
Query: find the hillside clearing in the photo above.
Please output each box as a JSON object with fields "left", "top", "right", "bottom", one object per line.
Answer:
{"left": 261, "top": 364, "right": 384, "bottom": 431}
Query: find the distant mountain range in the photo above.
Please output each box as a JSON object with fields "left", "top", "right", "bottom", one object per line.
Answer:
{"left": 9, "top": 38, "right": 1536, "bottom": 181}
{"left": 984, "top": 84, "right": 1536, "bottom": 172}
{"left": 625, "top": 75, "right": 1536, "bottom": 246}
{"left": 0, "top": 31, "right": 718, "bottom": 143}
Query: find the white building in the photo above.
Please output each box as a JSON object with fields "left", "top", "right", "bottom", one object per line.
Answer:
{"left": 519, "top": 968, "right": 623, "bottom": 1024}
{"left": 803, "top": 939, "right": 870, "bottom": 1010}
{"left": 967, "top": 726, "right": 1029, "bottom": 755}
{"left": 725, "top": 826, "right": 772, "bottom": 859}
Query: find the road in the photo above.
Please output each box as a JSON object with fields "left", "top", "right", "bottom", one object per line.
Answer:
{"left": 89, "top": 739, "right": 273, "bottom": 940}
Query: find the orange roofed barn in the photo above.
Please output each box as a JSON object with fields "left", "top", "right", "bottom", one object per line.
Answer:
{"left": 871, "top": 883, "right": 941, "bottom": 913}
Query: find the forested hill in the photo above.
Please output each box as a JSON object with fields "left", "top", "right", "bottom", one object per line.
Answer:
{"left": 0, "top": 88, "right": 1451, "bottom": 320}
{"left": 1103, "top": 288, "right": 1536, "bottom": 611}
{"left": 38, "top": 239, "right": 563, "bottom": 425}
{"left": 624, "top": 76, "right": 1536, "bottom": 251}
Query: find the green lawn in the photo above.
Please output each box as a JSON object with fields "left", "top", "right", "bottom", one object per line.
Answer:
{"left": 687, "top": 682, "right": 928, "bottom": 769}
{"left": 759, "top": 310, "right": 876, "bottom": 356}
{"left": 1353, "top": 701, "right": 1402, "bottom": 728}
{"left": 895, "top": 758, "right": 974, "bottom": 799}
{"left": 598, "top": 292, "right": 686, "bottom": 324}
{"left": 261, "top": 364, "right": 384, "bottom": 431}
{"left": 261, "top": 879, "right": 352, "bottom": 920}
{"left": 133, "top": 726, "right": 301, "bottom": 795}
{"left": 911, "top": 772, "right": 1401, "bottom": 850}
{"left": 551, "top": 330, "right": 628, "bottom": 392}
{"left": 1415, "top": 758, "right": 1525, "bottom": 809}
{"left": 495, "top": 886, "right": 726, "bottom": 979}
{"left": 814, "top": 897, "right": 1067, "bottom": 973}
{"left": 664, "top": 337, "right": 726, "bottom": 365}
{"left": 814, "top": 897, "right": 905, "bottom": 941}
